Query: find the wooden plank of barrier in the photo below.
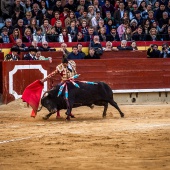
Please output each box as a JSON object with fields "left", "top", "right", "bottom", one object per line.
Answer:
{"left": 101, "top": 50, "right": 147, "bottom": 59}
{"left": 0, "top": 61, "right": 3, "bottom": 94}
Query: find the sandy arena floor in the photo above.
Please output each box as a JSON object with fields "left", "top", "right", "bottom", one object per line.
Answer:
{"left": 0, "top": 99, "right": 170, "bottom": 170}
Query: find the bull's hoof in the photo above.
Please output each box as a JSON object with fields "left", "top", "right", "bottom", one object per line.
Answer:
{"left": 90, "top": 104, "right": 94, "bottom": 109}
{"left": 70, "top": 114, "right": 75, "bottom": 118}
{"left": 43, "top": 116, "right": 49, "bottom": 120}
{"left": 66, "top": 116, "right": 71, "bottom": 121}
{"left": 102, "top": 115, "right": 106, "bottom": 118}
{"left": 121, "top": 113, "right": 124, "bottom": 118}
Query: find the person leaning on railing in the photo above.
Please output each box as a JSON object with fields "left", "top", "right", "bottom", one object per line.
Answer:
{"left": 4, "top": 46, "right": 20, "bottom": 61}
{"left": 147, "top": 44, "right": 161, "bottom": 58}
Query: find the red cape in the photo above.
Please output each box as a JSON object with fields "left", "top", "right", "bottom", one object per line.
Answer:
{"left": 22, "top": 80, "right": 44, "bottom": 117}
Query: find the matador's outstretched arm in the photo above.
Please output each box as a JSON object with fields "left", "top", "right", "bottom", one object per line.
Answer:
{"left": 41, "top": 70, "right": 58, "bottom": 83}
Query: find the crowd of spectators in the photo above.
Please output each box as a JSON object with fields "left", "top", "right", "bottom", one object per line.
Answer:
{"left": 0, "top": 0, "right": 170, "bottom": 43}
{"left": 1, "top": 0, "right": 170, "bottom": 59}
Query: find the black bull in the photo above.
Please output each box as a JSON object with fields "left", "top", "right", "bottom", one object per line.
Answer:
{"left": 40, "top": 81, "right": 124, "bottom": 120}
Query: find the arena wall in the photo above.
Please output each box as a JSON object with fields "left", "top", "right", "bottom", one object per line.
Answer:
{"left": 1, "top": 58, "right": 170, "bottom": 104}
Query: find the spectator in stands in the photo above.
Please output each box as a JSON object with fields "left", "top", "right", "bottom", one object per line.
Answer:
{"left": 90, "top": 35, "right": 103, "bottom": 58}
{"left": 78, "top": 20, "right": 88, "bottom": 36}
{"left": 146, "top": 27, "right": 161, "bottom": 41}
{"left": 102, "top": 0, "right": 114, "bottom": 18}
{"left": 59, "top": 8, "right": 69, "bottom": 27}
{"left": 28, "top": 18, "right": 39, "bottom": 34}
{"left": 143, "top": 19, "right": 151, "bottom": 35}
{"left": 114, "top": 2, "right": 128, "bottom": 26}
{"left": 158, "top": 11, "right": 169, "bottom": 36}
{"left": 91, "top": 11, "right": 102, "bottom": 29}
{"left": 46, "top": 27, "right": 58, "bottom": 42}
{"left": 87, "top": 5, "right": 96, "bottom": 19}
{"left": 45, "top": 8, "right": 54, "bottom": 21}
{"left": 99, "top": 27, "right": 107, "bottom": 41}
{"left": 58, "top": 43, "right": 70, "bottom": 58}
{"left": 33, "top": 27, "right": 46, "bottom": 43}
{"left": 132, "top": 26, "right": 146, "bottom": 41}
{"left": 154, "top": 3, "right": 167, "bottom": 22}
{"left": 106, "top": 26, "right": 120, "bottom": 41}
{"left": 105, "top": 19, "right": 115, "bottom": 35}
{"left": 141, "top": 4, "right": 152, "bottom": 20}
{"left": 138, "top": 0, "right": 147, "bottom": 12}
{"left": 4, "top": 46, "right": 20, "bottom": 61}
{"left": 125, "top": 0, "right": 133, "bottom": 13}
{"left": 121, "top": 27, "right": 132, "bottom": 41}
{"left": 0, "top": 27, "right": 10, "bottom": 43}
{"left": 41, "top": 18, "right": 52, "bottom": 35}
{"left": 92, "top": 0, "right": 102, "bottom": 14}
{"left": 31, "top": 3, "right": 44, "bottom": 26}
{"left": 77, "top": 43, "right": 86, "bottom": 59}
{"left": 1, "top": 18, "right": 14, "bottom": 35}
{"left": 67, "top": 46, "right": 84, "bottom": 59}
{"left": 58, "top": 28, "right": 72, "bottom": 42}
{"left": 103, "top": 41, "right": 119, "bottom": 51}
{"left": 130, "top": 41, "right": 138, "bottom": 51}
{"left": 85, "top": 47, "right": 99, "bottom": 59}
{"left": 120, "top": 11, "right": 130, "bottom": 25}
{"left": 130, "top": 19, "right": 138, "bottom": 35}
{"left": 117, "top": 20, "right": 129, "bottom": 40}
{"left": 40, "top": 0, "right": 47, "bottom": 15}
{"left": 65, "top": 11, "right": 77, "bottom": 28}
{"left": 24, "top": 45, "right": 38, "bottom": 60}
{"left": 9, "top": 28, "right": 22, "bottom": 43}
{"left": 9, "top": 0, "right": 24, "bottom": 17}
{"left": 25, "top": 0, "right": 32, "bottom": 12}
{"left": 31, "top": 40, "right": 39, "bottom": 50}
{"left": 159, "top": 44, "right": 170, "bottom": 58}
{"left": 134, "top": 10, "right": 143, "bottom": 26}
{"left": 147, "top": 44, "right": 160, "bottom": 58}
{"left": 22, "top": 28, "right": 33, "bottom": 43}
{"left": 54, "top": 20, "right": 62, "bottom": 36}
{"left": 117, "top": 40, "right": 133, "bottom": 50}
{"left": 1, "top": 0, "right": 14, "bottom": 20}
{"left": 51, "top": 11, "right": 60, "bottom": 26}
{"left": 72, "top": 32, "right": 84, "bottom": 42}
{"left": 75, "top": 5, "right": 84, "bottom": 19}
{"left": 36, "top": 50, "right": 52, "bottom": 62}
{"left": 52, "top": 0, "right": 63, "bottom": 14}
{"left": 12, "top": 7, "right": 25, "bottom": 26}
{"left": 97, "top": 19, "right": 106, "bottom": 33}
{"left": 162, "top": 26, "right": 170, "bottom": 41}
{"left": 147, "top": 10, "right": 157, "bottom": 24}
{"left": 15, "top": 38, "right": 28, "bottom": 51}
{"left": 14, "top": 19, "right": 25, "bottom": 37}
{"left": 67, "top": 20, "right": 79, "bottom": 41}
{"left": 23, "top": 11, "right": 32, "bottom": 27}
{"left": 78, "top": 10, "right": 91, "bottom": 26}
{"left": 131, "top": 3, "right": 139, "bottom": 18}
{"left": 104, "top": 11, "right": 115, "bottom": 25}
{"left": 84, "top": 27, "right": 96, "bottom": 42}
{"left": 64, "top": 0, "right": 77, "bottom": 12}
{"left": 39, "top": 41, "right": 56, "bottom": 51}
{"left": 152, "top": 1, "right": 160, "bottom": 12}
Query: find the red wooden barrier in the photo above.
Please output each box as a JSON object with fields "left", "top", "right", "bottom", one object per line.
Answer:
{"left": 0, "top": 52, "right": 4, "bottom": 60}
{"left": 2, "top": 58, "right": 170, "bottom": 104}
{"left": 101, "top": 50, "right": 147, "bottom": 59}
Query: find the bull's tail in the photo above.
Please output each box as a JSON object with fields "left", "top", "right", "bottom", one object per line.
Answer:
{"left": 37, "top": 105, "right": 43, "bottom": 112}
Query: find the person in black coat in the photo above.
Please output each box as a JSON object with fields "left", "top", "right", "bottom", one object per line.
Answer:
{"left": 85, "top": 47, "right": 100, "bottom": 59}
{"left": 132, "top": 26, "right": 146, "bottom": 41}
{"left": 39, "top": 41, "right": 56, "bottom": 51}
{"left": 24, "top": 46, "right": 38, "bottom": 60}
{"left": 147, "top": 44, "right": 161, "bottom": 58}
{"left": 106, "top": 26, "right": 120, "bottom": 41}
{"left": 117, "top": 40, "right": 133, "bottom": 50}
